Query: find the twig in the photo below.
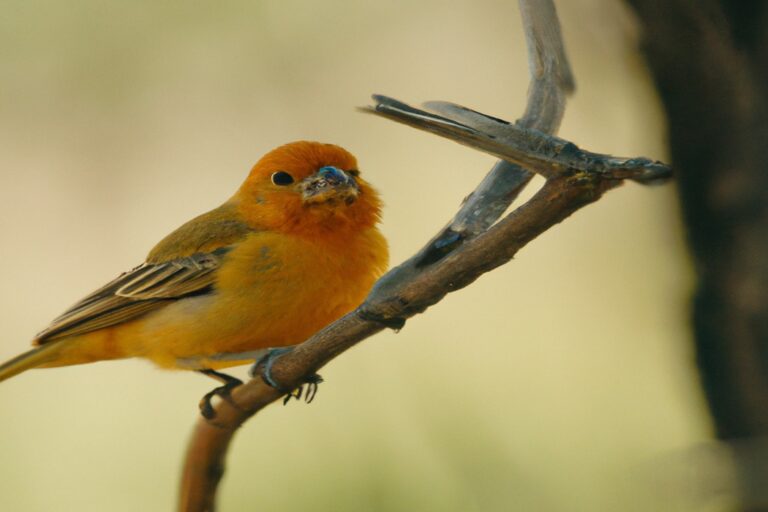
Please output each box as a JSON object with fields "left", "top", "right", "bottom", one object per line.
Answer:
{"left": 393, "top": 0, "right": 576, "bottom": 274}
{"left": 177, "top": 1, "right": 671, "bottom": 511}
{"left": 365, "top": 97, "right": 670, "bottom": 185}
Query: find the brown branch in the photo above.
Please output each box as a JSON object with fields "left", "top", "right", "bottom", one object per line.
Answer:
{"left": 178, "top": 1, "right": 671, "bottom": 510}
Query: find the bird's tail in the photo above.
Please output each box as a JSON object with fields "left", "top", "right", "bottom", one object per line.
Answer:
{"left": 0, "top": 343, "right": 64, "bottom": 383}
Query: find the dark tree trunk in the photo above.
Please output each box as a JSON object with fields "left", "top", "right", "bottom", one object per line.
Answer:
{"left": 625, "top": 0, "right": 768, "bottom": 508}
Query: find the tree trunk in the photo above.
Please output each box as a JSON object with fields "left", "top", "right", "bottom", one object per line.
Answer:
{"left": 625, "top": 0, "right": 768, "bottom": 508}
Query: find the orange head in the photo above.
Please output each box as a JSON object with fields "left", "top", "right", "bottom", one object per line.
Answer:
{"left": 234, "top": 141, "right": 382, "bottom": 236}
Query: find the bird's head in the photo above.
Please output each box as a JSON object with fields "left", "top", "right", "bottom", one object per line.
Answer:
{"left": 235, "top": 141, "right": 382, "bottom": 235}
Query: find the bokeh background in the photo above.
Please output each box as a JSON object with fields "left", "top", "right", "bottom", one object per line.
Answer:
{"left": 0, "top": 1, "right": 733, "bottom": 511}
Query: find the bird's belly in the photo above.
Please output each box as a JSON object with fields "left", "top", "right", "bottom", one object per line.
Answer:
{"left": 130, "top": 278, "right": 364, "bottom": 370}
{"left": 102, "top": 230, "right": 385, "bottom": 370}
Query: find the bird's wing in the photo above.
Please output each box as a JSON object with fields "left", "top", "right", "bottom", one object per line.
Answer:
{"left": 35, "top": 247, "right": 231, "bottom": 344}
{"left": 35, "top": 201, "right": 257, "bottom": 344}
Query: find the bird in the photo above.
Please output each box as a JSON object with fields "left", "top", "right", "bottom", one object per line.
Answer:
{"left": 0, "top": 141, "right": 388, "bottom": 415}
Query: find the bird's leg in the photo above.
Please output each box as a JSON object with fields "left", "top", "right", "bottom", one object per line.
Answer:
{"left": 249, "top": 347, "right": 324, "bottom": 405}
{"left": 197, "top": 369, "right": 244, "bottom": 419}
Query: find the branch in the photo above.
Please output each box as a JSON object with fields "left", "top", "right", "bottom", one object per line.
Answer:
{"left": 402, "top": 0, "right": 576, "bottom": 271}
{"left": 178, "top": 2, "right": 672, "bottom": 511}
{"left": 364, "top": 97, "right": 670, "bottom": 185}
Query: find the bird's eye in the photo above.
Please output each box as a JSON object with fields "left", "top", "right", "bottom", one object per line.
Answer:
{"left": 271, "top": 171, "right": 295, "bottom": 186}
{"left": 347, "top": 169, "right": 360, "bottom": 177}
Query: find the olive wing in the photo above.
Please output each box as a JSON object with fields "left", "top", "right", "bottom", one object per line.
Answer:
{"left": 35, "top": 248, "right": 230, "bottom": 343}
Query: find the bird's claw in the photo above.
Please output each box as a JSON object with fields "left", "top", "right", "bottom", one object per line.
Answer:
{"left": 250, "top": 347, "right": 294, "bottom": 387}
{"left": 198, "top": 377, "right": 243, "bottom": 419}
{"left": 251, "top": 348, "right": 324, "bottom": 405}
{"left": 282, "top": 373, "right": 324, "bottom": 405}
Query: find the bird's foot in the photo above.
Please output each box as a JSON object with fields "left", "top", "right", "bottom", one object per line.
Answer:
{"left": 197, "top": 369, "right": 244, "bottom": 419}
{"left": 250, "top": 348, "right": 324, "bottom": 405}
{"left": 281, "top": 373, "right": 324, "bottom": 405}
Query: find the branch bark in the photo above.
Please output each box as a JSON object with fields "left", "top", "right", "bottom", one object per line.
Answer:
{"left": 178, "top": 2, "right": 671, "bottom": 510}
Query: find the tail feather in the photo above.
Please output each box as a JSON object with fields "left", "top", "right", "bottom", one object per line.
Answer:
{"left": 0, "top": 343, "right": 64, "bottom": 383}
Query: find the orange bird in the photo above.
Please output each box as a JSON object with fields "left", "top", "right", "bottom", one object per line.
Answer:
{"left": 0, "top": 141, "right": 388, "bottom": 413}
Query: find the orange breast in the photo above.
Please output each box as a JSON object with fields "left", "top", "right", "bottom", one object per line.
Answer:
{"left": 116, "top": 227, "right": 388, "bottom": 369}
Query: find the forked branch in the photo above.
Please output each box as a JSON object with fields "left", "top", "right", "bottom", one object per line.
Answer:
{"left": 178, "top": 1, "right": 671, "bottom": 511}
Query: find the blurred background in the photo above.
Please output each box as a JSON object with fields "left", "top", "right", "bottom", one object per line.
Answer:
{"left": 0, "top": 1, "right": 732, "bottom": 510}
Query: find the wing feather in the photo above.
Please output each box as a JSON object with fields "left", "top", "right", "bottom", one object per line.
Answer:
{"left": 35, "top": 247, "right": 231, "bottom": 343}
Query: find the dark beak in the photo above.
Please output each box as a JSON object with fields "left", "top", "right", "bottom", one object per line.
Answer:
{"left": 301, "top": 166, "right": 359, "bottom": 204}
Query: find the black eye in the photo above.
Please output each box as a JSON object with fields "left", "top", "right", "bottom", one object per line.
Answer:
{"left": 271, "top": 171, "right": 294, "bottom": 186}
{"left": 347, "top": 169, "right": 360, "bottom": 177}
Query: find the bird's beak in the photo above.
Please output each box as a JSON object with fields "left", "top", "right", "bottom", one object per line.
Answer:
{"left": 300, "top": 166, "right": 359, "bottom": 205}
